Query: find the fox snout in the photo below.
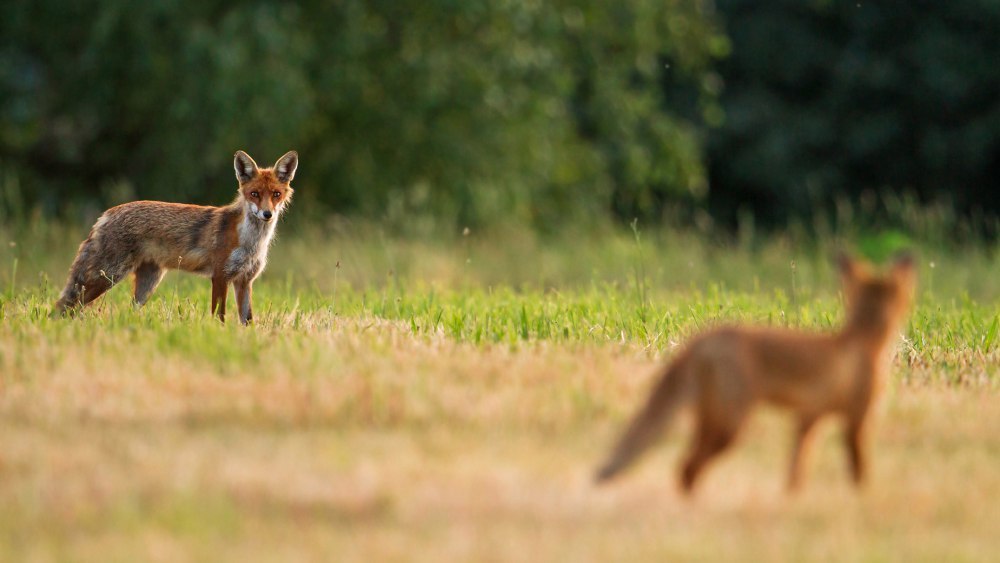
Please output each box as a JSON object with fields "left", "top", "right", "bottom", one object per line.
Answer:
{"left": 248, "top": 205, "right": 273, "bottom": 221}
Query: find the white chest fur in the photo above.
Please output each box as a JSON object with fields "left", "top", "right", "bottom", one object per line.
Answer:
{"left": 225, "top": 213, "right": 277, "bottom": 280}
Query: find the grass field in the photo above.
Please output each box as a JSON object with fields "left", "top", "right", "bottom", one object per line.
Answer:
{"left": 1, "top": 222, "right": 998, "bottom": 562}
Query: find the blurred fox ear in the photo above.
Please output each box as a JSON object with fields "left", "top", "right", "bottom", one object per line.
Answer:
{"left": 274, "top": 151, "right": 298, "bottom": 183}
{"left": 891, "top": 251, "right": 916, "bottom": 281}
{"left": 836, "top": 251, "right": 857, "bottom": 279}
{"left": 892, "top": 251, "right": 915, "bottom": 270}
{"left": 836, "top": 251, "right": 865, "bottom": 302}
{"left": 234, "top": 151, "right": 259, "bottom": 184}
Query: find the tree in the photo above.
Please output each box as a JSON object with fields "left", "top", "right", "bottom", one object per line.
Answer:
{"left": 702, "top": 0, "right": 1000, "bottom": 232}
{"left": 0, "top": 0, "right": 725, "bottom": 230}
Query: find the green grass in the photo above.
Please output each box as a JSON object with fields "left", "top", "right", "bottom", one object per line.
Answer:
{"left": 0, "top": 223, "right": 997, "bottom": 561}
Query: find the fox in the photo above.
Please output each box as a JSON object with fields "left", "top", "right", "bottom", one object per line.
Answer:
{"left": 595, "top": 253, "right": 916, "bottom": 493}
{"left": 53, "top": 150, "right": 298, "bottom": 325}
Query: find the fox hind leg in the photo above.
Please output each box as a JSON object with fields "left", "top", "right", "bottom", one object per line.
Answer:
{"left": 788, "top": 414, "right": 821, "bottom": 492}
{"left": 680, "top": 402, "right": 749, "bottom": 494}
{"left": 133, "top": 262, "right": 165, "bottom": 306}
{"left": 56, "top": 264, "right": 132, "bottom": 314}
{"left": 680, "top": 427, "right": 737, "bottom": 494}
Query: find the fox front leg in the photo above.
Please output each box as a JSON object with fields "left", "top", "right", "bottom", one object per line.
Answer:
{"left": 211, "top": 276, "right": 228, "bottom": 323}
{"left": 844, "top": 415, "right": 870, "bottom": 486}
{"left": 234, "top": 279, "right": 253, "bottom": 326}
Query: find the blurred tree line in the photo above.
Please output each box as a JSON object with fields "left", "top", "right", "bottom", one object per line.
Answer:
{"left": 0, "top": 0, "right": 997, "bottom": 235}
{"left": 0, "top": 0, "right": 724, "bottom": 229}
{"left": 699, "top": 0, "right": 1000, "bottom": 235}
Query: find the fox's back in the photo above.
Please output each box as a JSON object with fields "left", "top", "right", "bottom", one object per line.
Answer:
{"left": 689, "top": 326, "right": 870, "bottom": 412}
{"left": 94, "top": 200, "right": 236, "bottom": 273}
{"left": 98, "top": 201, "right": 217, "bottom": 237}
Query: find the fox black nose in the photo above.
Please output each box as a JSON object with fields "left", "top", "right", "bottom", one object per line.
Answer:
{"left": 262, "top": 210, "right": 272, "bottom": 220}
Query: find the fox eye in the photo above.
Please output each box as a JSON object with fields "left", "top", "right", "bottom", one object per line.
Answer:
{"left": 250, "top": 191, "right": 259, "bottom": 199}
{"left": 272, "top": 191, "right": 281, "bottom": 199}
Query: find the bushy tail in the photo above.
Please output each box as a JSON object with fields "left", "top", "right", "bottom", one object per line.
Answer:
{"left": 595, "top": 352, "right": 692, "bottom": 483}
{"left": 52, "top": 234, "right": 102, "bottom": 316}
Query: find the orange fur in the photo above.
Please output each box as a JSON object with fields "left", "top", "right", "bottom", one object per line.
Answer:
{"left": 595, "top": 253, "right": 916, "bottom": 493}
{"left": 54, "top": 150, "right": 298, "bottom": 324}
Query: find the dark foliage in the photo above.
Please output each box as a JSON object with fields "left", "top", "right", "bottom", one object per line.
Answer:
{"left": 0, "top": 0, "right": 721, "bottom": 229}
{"left": 704, "top": 0, "right": 1000, "bottom": 233}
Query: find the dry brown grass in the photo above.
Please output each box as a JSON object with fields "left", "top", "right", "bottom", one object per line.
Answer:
{"left": 1, "top": 312, "right": 997, "bottom": 562}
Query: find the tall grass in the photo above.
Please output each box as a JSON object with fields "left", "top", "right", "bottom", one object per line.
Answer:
{"left": 0, "top": 212, "right": 996, "bottom": 561}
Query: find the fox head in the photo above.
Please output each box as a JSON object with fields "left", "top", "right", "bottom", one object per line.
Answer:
{"left": 838, "top": 252, "right": 916, "bottom": 334}
{"left": 233, "top": 150, "right": 298, "bottom": 222}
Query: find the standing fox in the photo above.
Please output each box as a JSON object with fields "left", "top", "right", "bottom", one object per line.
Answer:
{"left": 595, "top": 253, "right": 916, "bottom": 493}
{"left": 54, "top": 150, "right": 298, "bottom": 325}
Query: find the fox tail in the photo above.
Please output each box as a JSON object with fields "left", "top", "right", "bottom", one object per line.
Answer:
{"left": 595, "top": 351, "right": 693, "bottom": 483}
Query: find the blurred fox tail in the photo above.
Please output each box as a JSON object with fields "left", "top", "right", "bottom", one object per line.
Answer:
{"left": 595, "top": 352, "right": 693, "bottom": 483}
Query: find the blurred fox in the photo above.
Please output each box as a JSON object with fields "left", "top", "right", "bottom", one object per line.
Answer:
{"left": 595, "top": 253, "right": 916, "bottom": 493}
{"left": 54, "top": 150, "right": 298, "bottom": 325}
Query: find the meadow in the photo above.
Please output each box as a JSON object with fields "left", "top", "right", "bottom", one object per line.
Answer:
{"left": 0, "top": 220, "right": 997, "bottom": 562}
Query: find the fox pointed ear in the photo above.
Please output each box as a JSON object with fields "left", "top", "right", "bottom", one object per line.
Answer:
{"left": 234, "top": 151, "right": 259, "bottom": 184}
{"left": 891, "top": 250, "right": 917, "bottom": 282}
{"left": 892, "top": 251, "right": 915, "bottom": 271}
{"left": 836, "top": 251, "right": 863, "bottom": 302}
{"left": 836, "top": 251, "right": 857, "bottom": 279}
{"left": 274, "top": 151, "right": 298, "bottom": 183}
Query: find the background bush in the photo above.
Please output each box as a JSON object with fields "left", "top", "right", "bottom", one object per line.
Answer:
{"left": 701, "top": 0, "right": 1000, "bottom": 235}
{"left": 0, "top": 0, "right": 996, "bottom": 235}
{"left": 0, "top": 0, "right": 723, "bottom": 230}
